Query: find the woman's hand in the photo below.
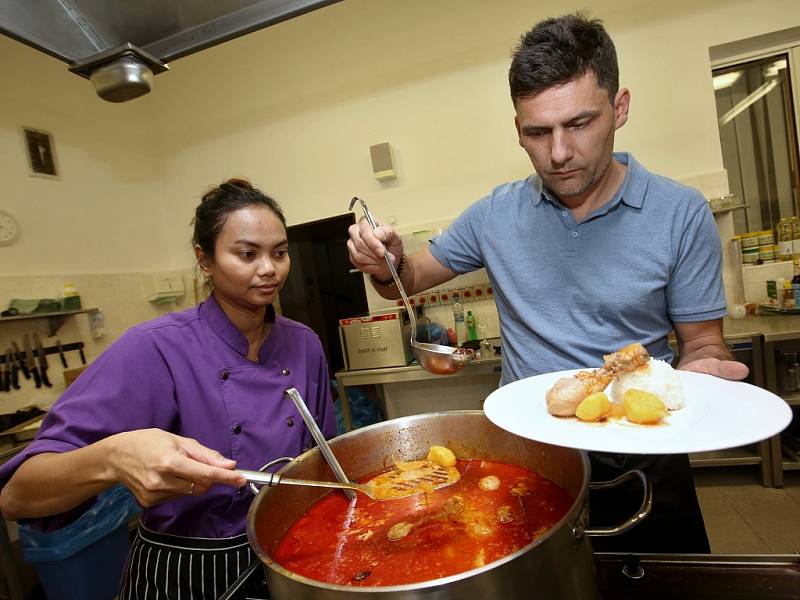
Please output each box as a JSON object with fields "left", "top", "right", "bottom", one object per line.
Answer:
{"left": 106, "top": 429, "right": 246, "bottom": 507}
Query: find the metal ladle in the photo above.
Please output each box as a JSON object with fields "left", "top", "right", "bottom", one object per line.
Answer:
{"left": 349, "top": 196, "right": 477, "bottom": 375}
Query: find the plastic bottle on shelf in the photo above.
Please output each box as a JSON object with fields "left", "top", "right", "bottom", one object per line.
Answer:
{"left": 791, "top": 217, "right": 800, "bottom": 273}
{"left": 777, "top": 218, "right": 793, "bottom": 261}
{"left": 62, "top": 282, "right": 82, "bottom": 311}
{"left": 466, "top": 310, "right": 477, "bottom": 341}
{"left": 452, "top": 302, "right": 467, "bottom": 346}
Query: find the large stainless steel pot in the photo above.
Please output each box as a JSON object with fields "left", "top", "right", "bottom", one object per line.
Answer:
{"left": 245, "top": 411, "right": 649, "bottom": 600}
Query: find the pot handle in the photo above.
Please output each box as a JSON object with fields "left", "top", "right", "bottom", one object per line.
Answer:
{"left": 248, "top": 456, "right": 295, "bottom": 496}
{"left": 581, "top": 469, "right": 653, "bottom": 537}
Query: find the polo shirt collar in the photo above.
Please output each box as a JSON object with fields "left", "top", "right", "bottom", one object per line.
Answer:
{"left": 531, "top": 152, "right": 647, "bottom": 210}
{"left": 199, "top": 293, "right": 279, "bottom": 360}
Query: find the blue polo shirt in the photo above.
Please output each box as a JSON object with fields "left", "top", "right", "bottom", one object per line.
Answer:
{"left": 429, "top": 152, "right": 727, "bottom": 385}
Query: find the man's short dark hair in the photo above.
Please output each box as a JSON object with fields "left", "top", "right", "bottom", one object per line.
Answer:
{"left": 509, "top": 12, "right": 619, "bottom": 105}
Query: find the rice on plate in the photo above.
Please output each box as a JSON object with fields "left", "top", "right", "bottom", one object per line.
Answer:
{"left": 610, "top": 359, "right": 685, "bottom": 410}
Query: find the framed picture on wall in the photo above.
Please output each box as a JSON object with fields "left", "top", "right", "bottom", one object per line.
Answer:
{"left": 21, "top": 126, "right": 59, "bottom": 179}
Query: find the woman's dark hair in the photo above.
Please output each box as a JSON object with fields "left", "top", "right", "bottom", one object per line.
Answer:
{"left": 508, "top": 12, "right": 619, "bottom": 105}
{"left": 191, "top": 178, "right": 286, "bottom": 257}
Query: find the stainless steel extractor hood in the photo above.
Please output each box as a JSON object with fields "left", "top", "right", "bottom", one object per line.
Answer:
{"left": 0, "top": 0, "right": 342, "bottom": 102}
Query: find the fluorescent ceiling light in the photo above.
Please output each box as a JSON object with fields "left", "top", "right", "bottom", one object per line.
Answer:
{"left": 713, "top": 71, "right": 741, "bottom": 91}
{"left": 719, "top": 77, "right": 781, "bottom": 125}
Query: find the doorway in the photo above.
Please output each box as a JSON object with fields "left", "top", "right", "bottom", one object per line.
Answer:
{"left": 279, "top": 213, "right": 368, "bottom": 374}
{"left": 713, "top": 50, "right": 800, "bottom": 234}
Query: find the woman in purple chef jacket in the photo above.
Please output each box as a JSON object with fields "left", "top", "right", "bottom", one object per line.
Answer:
{"left": 0, "top": 179, "right": 336, "bottom": 599}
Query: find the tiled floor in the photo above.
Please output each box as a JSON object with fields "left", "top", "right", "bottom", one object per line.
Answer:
{"left": 694, "top": 467, "right": 800, "bottom": 554}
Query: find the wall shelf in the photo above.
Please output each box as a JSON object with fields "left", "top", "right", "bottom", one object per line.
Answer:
{"left": 0, "top": 308, "right": 99, "bottom": 336}
{"left": 711, "top": 204, "right": 749, "bottom": 215}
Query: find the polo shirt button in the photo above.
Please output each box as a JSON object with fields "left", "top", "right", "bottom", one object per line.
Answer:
{"left": 220, "top": 370, "right": 230, "bottom": 380}
{"left": 286, "top": 417, "right": 294, "bottom": 427}
{"left": 571, "top": 231, "right": 578, "bottom": 238}
{"left": 233, "top": 424, "right": 242, "bottom": 434}
{"left": 562, "top": 211, "right": 568, "bottom": 217}
{"left": 281, "top": 368, "right": 291, "bottom": 376}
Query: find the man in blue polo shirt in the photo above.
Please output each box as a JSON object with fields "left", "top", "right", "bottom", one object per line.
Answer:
{"left": 347, "top": 13, "right": 747, "bottom": 552}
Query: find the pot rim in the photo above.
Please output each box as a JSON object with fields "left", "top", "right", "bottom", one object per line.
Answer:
{"left": 246, "top": 410, "right": 591, "bottom": 592}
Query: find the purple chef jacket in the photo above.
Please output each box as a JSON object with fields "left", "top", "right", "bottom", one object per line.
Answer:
{"left": 0, "top": 294, "right": 335, "bottom": 538}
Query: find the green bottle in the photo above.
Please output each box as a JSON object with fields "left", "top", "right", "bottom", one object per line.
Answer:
{"left": 466, "top": 311, "right": 477, "bottom": 341}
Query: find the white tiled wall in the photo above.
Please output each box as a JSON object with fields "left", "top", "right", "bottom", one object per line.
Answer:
{"left": 0, "top": 269, "right": 195, "bottom": 415}
{"left": 741, "top": 262, "right": 794, "bottom": 304}
{"left": 361, "top": 217, "right": 502, "bottom": 339}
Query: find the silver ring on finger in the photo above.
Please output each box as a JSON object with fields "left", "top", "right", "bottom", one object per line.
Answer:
{"left": 187, "top": 481, "right": 195, "bottom": 496}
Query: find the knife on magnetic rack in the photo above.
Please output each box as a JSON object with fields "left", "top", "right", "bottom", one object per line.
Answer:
{"left": 23, "top": 334, "right": 41, "bottom": 388}
{"left": 5, "top": 349, "right": 20, "bottom": 390}
{"left": 33, "top": 333, "right": 52, "bottom": 388}
{"left": 11, "top": 341, "right": 29, "bottom": 379}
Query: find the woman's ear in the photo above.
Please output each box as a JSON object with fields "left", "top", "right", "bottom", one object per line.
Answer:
{"left": 194, "top": 245, "right": 212, "bottom": 276}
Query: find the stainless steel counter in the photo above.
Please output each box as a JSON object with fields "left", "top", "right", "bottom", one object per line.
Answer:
{"left": 724, "top": 313, "right": 800, "bottom": 342}
{"left": 334, "top": 355, "right": 501, "bottom": 430}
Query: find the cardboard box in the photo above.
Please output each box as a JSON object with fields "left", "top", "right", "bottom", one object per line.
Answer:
{"left": 339, "top": 312, "right": 412, "bottom": 370}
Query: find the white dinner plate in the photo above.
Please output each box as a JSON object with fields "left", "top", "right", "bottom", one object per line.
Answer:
{"left": 483, "top": 369, "right": 793, "bottom": 454}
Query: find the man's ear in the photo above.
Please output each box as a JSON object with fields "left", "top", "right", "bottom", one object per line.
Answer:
{"left": 613, "top": 88, "right": 630, "bottom": 130}
{"left": 514, "top": 114, "right": 523, "bottom": 147}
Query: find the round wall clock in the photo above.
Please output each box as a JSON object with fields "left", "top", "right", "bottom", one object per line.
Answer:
{"left": 0, "top": 209, "right": 20, "bottom": 246}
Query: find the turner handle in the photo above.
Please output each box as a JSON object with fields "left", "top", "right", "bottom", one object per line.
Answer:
{"left": 238, "top": 469, "right": 362, "bottom": 494}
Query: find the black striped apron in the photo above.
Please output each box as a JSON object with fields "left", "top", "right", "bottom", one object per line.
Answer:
{"left": 118, "top": 525, "right": 268, "bottom": 600}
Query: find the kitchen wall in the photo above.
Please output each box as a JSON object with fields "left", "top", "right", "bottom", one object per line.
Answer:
{"left": 0, "top": 35, "right": 181, "bottom": 274}
{"left": 2, "top": 0, "right": 800, "bottom": 369}
{"left": 0, "top": 271, "right": 195, "bottom": 412}
{"left": 149, "top": 0, "right": 800, "bottom": 254}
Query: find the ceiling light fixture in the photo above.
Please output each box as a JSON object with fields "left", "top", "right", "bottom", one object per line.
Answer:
{"left": 718, "top": 77, "right": 781, "bottom": 125}
{"left": 713, "top": 71, "right": 742, "bottom": 91}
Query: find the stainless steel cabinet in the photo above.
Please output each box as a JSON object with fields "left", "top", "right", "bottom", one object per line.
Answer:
{"left": 688, "top": 331, "right": 775, "bottom": 486}
{"left": 762, "top": 335, "right": 800, "bottom": 487}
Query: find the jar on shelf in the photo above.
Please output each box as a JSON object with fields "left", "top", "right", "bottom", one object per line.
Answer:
{"left": 759, "top": 244, "right": 776, "bottom": 262}
{"left": 740, "top": 232, "right": 760, "bottom": 249}
{"left": 758, "top": 229, "right": 774, "bottom": 247}
{"left": 742, "top": 246, "right": 760, "bottom": 264}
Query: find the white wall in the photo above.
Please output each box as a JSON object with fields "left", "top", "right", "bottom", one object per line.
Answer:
{"left": 0, "top": 35, "right": 177, "bottom": 275}
{"left": 1, "top": 0, "right": 799, "bottom": 278}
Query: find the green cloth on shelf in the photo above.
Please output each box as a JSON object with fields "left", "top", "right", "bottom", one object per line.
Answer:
{"left": 9, "top": 298, "right": 63, "bottom": 315}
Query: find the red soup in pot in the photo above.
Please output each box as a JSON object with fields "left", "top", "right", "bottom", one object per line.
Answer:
{"left": 271, "top": 459, "right": 573, "bottom": 586}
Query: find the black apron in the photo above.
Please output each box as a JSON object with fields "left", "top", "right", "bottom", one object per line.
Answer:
{"left": 118, "top": 525, "right": 268, "bottom": 600}
{"left": 588, "top": 452, "right": 710, "bottom": 553}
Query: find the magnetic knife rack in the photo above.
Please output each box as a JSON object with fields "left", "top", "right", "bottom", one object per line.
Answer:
{"left": 0, "top": 342, "right": 85, "bottom": 365}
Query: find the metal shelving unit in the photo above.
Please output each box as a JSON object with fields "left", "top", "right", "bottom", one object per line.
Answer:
{"left": 687, "top": 328, "right": 773, "bottom": 485}
{"left": 710, "top": 203, "right": 749, "bottom": 215}
{"left": 762, "top": 331, "right": 800, "bottom": 486}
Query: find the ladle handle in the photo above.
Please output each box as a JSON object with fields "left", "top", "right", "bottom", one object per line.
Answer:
{"left": 238, "top": 470, "right": 362, "bottom": 494}
{"left": 349, "top": 196, "right": 417, "bottom": 335}
{"left": 284, "top": 387, "right": 356, "bottom": 501}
